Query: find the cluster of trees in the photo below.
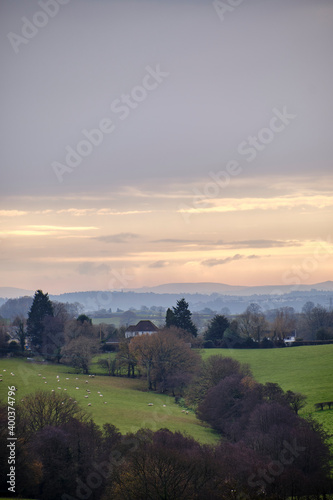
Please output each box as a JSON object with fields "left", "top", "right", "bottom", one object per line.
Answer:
{"left": 2, "top": 292, "right": 333, "bottom": 361}
{"left": 203, "top": 302, "right": 333, "bottom": 348}
{"left": 0, "top": 291, "right": 125, "bottom": 372}
{"left": 186, "top": 355, "right": 332, "bottom": 499}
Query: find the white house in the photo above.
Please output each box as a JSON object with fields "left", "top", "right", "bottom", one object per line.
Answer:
{"left": 125, "top": 320, "right": 159, "bottom": 339}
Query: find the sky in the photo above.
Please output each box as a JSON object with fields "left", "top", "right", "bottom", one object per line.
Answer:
{"left": 1, "top": 0, "right": 332, "bottom": 294}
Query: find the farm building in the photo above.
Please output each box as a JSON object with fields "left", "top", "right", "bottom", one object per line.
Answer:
{"left": 125, "top": 320, "right": 159, "bottom": 339}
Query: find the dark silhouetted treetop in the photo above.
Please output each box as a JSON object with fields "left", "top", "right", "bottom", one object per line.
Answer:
{"left": 27, "top": 290, "right": 53, "bottom": 350}
{"left": 166, "top": 298, "right": 197, "bottom": 337}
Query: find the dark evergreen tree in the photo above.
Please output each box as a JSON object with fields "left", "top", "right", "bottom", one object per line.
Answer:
{"left": 76, "top": 314, "right": 92, "bottom": 324}
{"left": 166, "top": 298, "right": 197, "bottom": 337}
{"left": 27, "top": 290, "right": 54, "bottom": 351}
{"left": 165, "top": 308, "right": 176, "bottom": 328}
{"left": 204, "top": 314, "right": 230, "bottom": 342}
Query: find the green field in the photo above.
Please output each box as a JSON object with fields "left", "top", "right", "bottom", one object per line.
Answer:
{"left": 0, "top": 357, "right": 217, "bottom": 444}
{"left": 203, "top": 345, "right": 333, "bottom": 437}
{"left": 0, "top": 345, "right": 332, "bottom": 447}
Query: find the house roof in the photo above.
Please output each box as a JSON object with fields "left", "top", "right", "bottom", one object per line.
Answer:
{"left": 126, "top": 320, "right": 159, "bottom": 333}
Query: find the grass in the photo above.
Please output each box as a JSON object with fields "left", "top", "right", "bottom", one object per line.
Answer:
{"left": 0, "top": 357, "right": 217, "bottom": 445}
{"left": 1, "top": 345, "right": 332, "bottom": 448}
{"left": 202, "top": 345, "right": 333, "bottom": 438}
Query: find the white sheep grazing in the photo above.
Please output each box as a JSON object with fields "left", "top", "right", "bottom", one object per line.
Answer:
{"left": 99, "top": 394, "right": 103, "bottom": 397}
{"left": 84, "top": 395, "right": 88, "bottom": 398}
{"left": 104, "top": 402, "right": 107, "bottom": 404}
{"left": 76, "top": 387, "right": 79, "bottom": 390}
{"left": 163, "top": 405, "right": 166, "bottom": 407}
{"left": 88, "top": 403, "right": 91, "bottom": 406}
{"left": 148, "top": 403, "right": 154, "bottom": 406}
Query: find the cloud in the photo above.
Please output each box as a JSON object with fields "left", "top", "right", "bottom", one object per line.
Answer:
{"left": 224, "top": 239, "right": 302, "bottom": 249}
{"left": 95, "top": 233, "right": 139, "bottom": 243}
{"left": 178, "top": 195, "right": 333, "bottom": 215}
{"left": 201, "top": 254, "right": 260, "bottom": 267}
{"left": 0, "top": 210, "right": 27, "bottom": 217}
{"left": 76, "top": 262, "right": 110, "bottom": 275}
{"left": 148, "top": 260, "right": 169, "bottom": 268}
{"left": 1, "top": 225, "right": 98, "bottom": 237}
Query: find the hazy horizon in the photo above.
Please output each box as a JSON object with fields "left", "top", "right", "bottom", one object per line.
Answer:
{"left": 1, "top": 0, "right": 332, "bottom": 295}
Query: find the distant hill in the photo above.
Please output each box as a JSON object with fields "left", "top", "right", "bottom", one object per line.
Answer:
{"left": 126, "top": 281, "right": 333, "bottom": 296}
{"left": 0, "top": 282, "right": 332, "bottom": 317}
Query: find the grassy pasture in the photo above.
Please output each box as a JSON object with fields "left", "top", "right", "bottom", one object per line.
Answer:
{"left": 202, "top": 345, "right": 333, "bottom": 437}
{"left": 0, "top": 357, "right": 217, "bottom": 444}
{"left": 0, "top": 345, "right": 332, "bottom": 448}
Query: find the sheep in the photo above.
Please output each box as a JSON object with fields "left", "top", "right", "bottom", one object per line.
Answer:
{"left": 75, "top": 387, "right": 79, "bottom": 390}
{"left": 104, "top": 402, "right": 107, "bottom": 404}
{"left": 84, "top": 395, "right": 89, "bottom": 398}
{"left": 181, "top": 410, "right": 185, "bottom": 413}
{"left": 148, "top": 403, "right": 154, "bottom": 406}
{"left": 57, "top": 387, "right": 61, "bottom": 390}
{"left": 66, "top": 377, "right": 69, "bottom": 380}
{"left": 99, "top": 394, "right": 103, "bottom": 397}
{"left": 88, "top": 403, "right": 92, "bottom": 406}
{"left": 163, "top": 405, "right": 166, "bottom": 407}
